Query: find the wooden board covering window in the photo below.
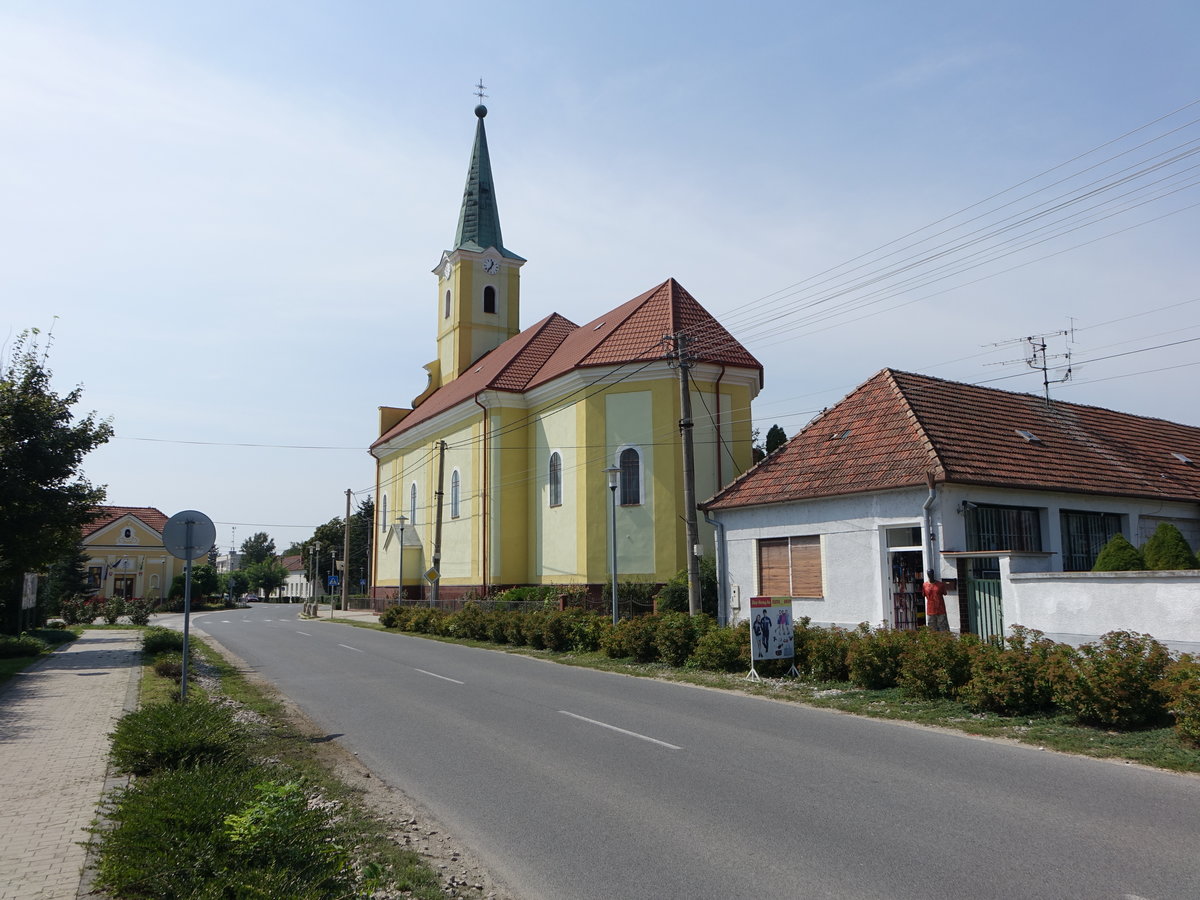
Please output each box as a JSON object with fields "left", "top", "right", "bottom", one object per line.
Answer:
{"left": 758, "top": 538, "right": 791, "bottom": 595}
{"left": 789, "top": 536, "right": 823, "bottom": 597}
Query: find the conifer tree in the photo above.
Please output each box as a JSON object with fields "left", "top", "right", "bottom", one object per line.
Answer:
{"left": 1092, "top": 533, "right": 1145, "bottom": 571}
{"left": 1141, "top": 522, "right": 1199, "bottom": 570}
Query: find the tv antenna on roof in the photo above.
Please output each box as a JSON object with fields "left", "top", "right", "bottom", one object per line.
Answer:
{"left": 986, "top": 326, "right": 1074, "bottom": 405}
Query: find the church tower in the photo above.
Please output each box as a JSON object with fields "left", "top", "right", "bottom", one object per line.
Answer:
{"left": 434, "top": 104, "right": 525, "bottom": 386}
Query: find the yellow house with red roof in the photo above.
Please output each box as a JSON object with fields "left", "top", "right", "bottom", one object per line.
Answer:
{"left": 370, "top": 105, "right": 762, "bottom": 601}
{"left": 81, "top": 506, "right": 203, "bottom": 601}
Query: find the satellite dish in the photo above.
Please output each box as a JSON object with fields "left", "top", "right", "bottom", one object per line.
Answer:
{"left": 162, "top": 510, "right": 216, "bottom": 561}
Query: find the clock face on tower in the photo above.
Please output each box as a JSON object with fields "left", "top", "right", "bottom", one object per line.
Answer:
{"left": 482, "top": 257, "right": 499, "bottom": 275}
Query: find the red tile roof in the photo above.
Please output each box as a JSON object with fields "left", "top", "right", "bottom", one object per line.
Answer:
{"left": 704, "top": 369, "right": 1200, "bottom": 510}
{"left": 83, "top": 506, "right": 169, "bottom": 537}
{"left": 372, "top": 279, "right": 761, "bottom": 449}
{"left": 281, "top": 554, "right": 304, "bottom": 572}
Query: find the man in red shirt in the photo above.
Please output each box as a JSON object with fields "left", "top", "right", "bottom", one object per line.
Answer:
{"left": 922, "top": 570, "right": 950, "bottom": 632}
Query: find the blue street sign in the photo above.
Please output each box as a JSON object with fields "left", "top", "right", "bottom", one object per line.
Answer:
{"left": 327, "top": 575, "right": 340, "bottom": 587}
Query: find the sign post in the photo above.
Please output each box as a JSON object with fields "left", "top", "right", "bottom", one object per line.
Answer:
{"left": 746, "top": 596, "right": 799, "bottom": 681}
{"left": 163, "top": 510, "right": 216, "bottom": 701}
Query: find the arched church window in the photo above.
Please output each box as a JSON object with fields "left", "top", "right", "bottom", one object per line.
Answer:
{"left": 548, "top": 452, "right": 562, "bottom": 507}
{"left": 380, "top": 494, "right": 388, "bottom": 532}
{"left": 483, "top": 285, "right": 496, "bottom": 314}
{"left": 619, "top": 447, "right": 641, "bottom": 506}
{"left": 444, "top": 290, "right": 451, "bottom": 319}
{"left": 409, "top": 482, "right": 418, "bottom": 525}
{"left": 450, "top": 470, "right": 461, "bottom": 518}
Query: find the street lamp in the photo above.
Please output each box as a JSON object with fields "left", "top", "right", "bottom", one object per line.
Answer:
{"left": 330, "top": 548, "right": 337, "bottom": 617}
{"left": 311, "top": 541, "right": 321, "bottom": 612}
{"left": 604, "top": 464, "right": 621, "bottom": 625}
{"left": 395, "top": 514, "right": 407, "bottom": 605}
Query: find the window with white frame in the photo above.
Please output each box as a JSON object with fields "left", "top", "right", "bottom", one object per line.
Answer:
{"left": 548, "top": 452, "right": 562, "bottom": 507}
{"left": 450, "top": 470, "right": 461, "bottom": 519}
{"left": 619, "top": 447, "right": 641, "bottom": 506}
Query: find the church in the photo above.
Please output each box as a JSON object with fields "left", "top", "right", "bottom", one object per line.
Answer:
{"left": 369, "top": 104, "right": 762, "bottom": 601}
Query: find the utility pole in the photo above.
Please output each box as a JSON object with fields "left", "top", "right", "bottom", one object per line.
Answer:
{"left": 341, "top": 488, "right": 351, "bottom": 613}
{"left": 432, "top": 440, "right": 447, "bottom": 606}
{"left": 668, "top": 331, "right": 702, "bottom": 616}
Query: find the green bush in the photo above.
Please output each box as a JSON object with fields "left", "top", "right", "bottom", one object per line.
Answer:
{"left": 1159, "top": 655, "right": 1200, "bottom": 746}
{"left": 142, "top": 626, "right": 185, "bottom": 655}
{"left": 522, "top": 610, "right": 549, "bottom": 649}
{"left": 59, "top": 594, "right": 97, "bottom": 626}
{"left": 406, "top": 607, "right": 448, "bottom": 635}
{"left": 487, "top": 609, "right": 516, "bottom": 644}
{"left": 1049, "top": 631, "right": 1172, "bottom": 729}
{"left": 1141, "top": 522, "right": 1199, "bottom": 570}
{"left": 0, "top": 634, "right": 50, "bottom": 658}
{"left": 109, "top": 699, "right": 248, "bottom": 776}
{"left": 602, "top": 615, "right": 660, "bottom": 662}
{"left": 125, "top": 597, "right": 154, "bottom": 627}
{"left": 223, "top": 779, "right": 349, "bottom": 882}
{"left": 100, "top": 597, "right": 125, "bottom": 625}
{"left": 655, "top": 612, "right": 705, "bottom": 667}
{"left": 688, "top": 623, "right": 750, "bottom": 672}
{"left": 847, "top": 626, "right": 916, "bottom": 689}
{"left": 1092, "top": 533, "right": 1145, "bottom": 571}
{"left": 502, "top": 609, "right": 529, "bottom": 646}
{"left": 539, "top": 609, "right": 573, "bottom": 652}
{"left": 565, "top": 609, "right": 609, "bottom": 652}
{"left": 445, "top": 602, "right": 490, "bottom": 641}
{"left": 805, "top": 627, "right": 854, "bottom": 682}
{"left": 153, "top": 652, "right": 184, "bottom": 681}
{"left": 898, "top": 630, "right": 976, "bottom": 700}
{"left": 960, "top": 626, "right": 1058, "bottom": 715}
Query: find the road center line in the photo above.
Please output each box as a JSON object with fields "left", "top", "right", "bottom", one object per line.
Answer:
{"left": 414, "top": 668, "right": 465, "bottom": 685}
{"left": 337, "top": 643, "right": 364, "bottom": 653}
{"left": 295, "top": 631, "right": 312, "bottom": 636}
{"left": 558, "top": 711, "right": 681, "bottom": 750}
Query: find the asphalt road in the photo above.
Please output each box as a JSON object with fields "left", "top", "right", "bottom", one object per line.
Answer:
{"left": 178, "top": 605, "right": 1200, "bottom": 900}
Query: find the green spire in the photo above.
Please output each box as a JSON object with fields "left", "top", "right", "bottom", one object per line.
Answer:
{"left": 454, "top": 105, "right": 519, "bottom": 257}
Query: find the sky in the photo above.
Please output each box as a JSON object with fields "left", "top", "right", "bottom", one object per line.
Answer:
{"left": 3, "top": 1, "right": 1199, "bottom": 553}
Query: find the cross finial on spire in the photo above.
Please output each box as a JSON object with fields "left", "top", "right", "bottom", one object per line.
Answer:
{"left": 474, "top": 79, "right": 488, "bottom": 103}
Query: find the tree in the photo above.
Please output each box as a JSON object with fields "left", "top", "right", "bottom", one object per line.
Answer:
{"left": 245, "top": 559, "right": 288, "bottom": 599}
{"left": 1142, "top": 522, "right": 1199, "bottom": 570}
{"left": 764, "top": 424, "right": 788, "bottom": 455}
{"left": 1092, "top": 534, "right": 1145, "bottom": 571}
{"left": 40, "top": 544, "right": 92, "bottom": 619}
{"left": 240, "top": 531, "right": 276, "bottom": 566}
{"left": 0, "top": 329, "right": 112, "bottom": 633}
{"left": 168, "top": 563, "right": 220, "bottom": 601}
{"left": 302, "top": 518, "right": 345, "bottom": 596}
{"left": 349, "top": 497, "right": 375, "bottom": 594}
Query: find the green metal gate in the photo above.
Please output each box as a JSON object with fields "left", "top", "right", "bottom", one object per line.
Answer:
{"left": 964, "top": 557, "right": 1004, "bottom": 642}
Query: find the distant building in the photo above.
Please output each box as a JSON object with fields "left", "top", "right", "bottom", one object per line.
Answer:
{"left": 214, "top": 552, "right": 241, "bottom": 574}
{"left": 81, "top": 506, "right": 203, "bottom": 601}
{"left": 280, "top": 554, "right": 310, "bottom": 600}
{"left": 370, "top": 105, "right": 762, "bottom": 599}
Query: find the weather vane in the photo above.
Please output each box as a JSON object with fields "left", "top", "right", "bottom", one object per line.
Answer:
{"left": 474, "top": 79, "right": 488, "bottom": 104}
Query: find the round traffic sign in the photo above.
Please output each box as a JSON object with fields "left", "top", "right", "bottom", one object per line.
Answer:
{"left": 162, "top": 510, "right": 217, "bottom": 561}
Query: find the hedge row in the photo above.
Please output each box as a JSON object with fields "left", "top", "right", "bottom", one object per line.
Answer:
{"left": 379, "top": 603, "right": 1200, "bottom": 745}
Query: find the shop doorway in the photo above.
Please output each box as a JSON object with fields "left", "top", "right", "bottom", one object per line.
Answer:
{"left": 888, "top": 548, "right": 924, "bottom": 630}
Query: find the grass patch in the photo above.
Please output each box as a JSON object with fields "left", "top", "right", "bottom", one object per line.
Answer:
{"left": 97, "top": 631, "right": 445, "bottom": 900}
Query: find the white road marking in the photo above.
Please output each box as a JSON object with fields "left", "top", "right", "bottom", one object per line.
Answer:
{"left": 337, "top": 643, "right": 363, "bottom": 653}
{"left": 558, "top": 711, "right": 681, "bottom": 750}
{"left": 295, "top": 631, "right": 312, "bottom": 636}
{"left": 414, "top": 668, "right": 465, "bottom": 685}
{"left": 220, "top": 620, "right": 231, "bottom": 623}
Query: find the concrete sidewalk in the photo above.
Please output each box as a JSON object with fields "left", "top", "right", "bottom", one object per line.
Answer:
{"left": 0, "top": 631, "right": 141, "bottom": 900}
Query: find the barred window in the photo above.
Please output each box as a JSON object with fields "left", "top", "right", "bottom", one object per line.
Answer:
{"left": 619, "top": 448, "right": 641, "bottom": 506}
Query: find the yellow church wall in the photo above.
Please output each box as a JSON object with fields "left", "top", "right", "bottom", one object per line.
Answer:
{"left": 491, "top": 405, "right": 532, "bottom": 587}
{"left": 530, "top": 402, "right": 579, "bottom": 582}
{"left": 605, "top": 387, "right": 660, "bottom": 577}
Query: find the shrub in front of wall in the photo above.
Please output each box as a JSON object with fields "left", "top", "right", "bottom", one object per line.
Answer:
{"left": 1141, "top": 522, "right": 1199, "bottom": 570}
{"left": 522, "top": 610, "right": 549, "bottom": 649}
{"left": 1159, "top": 655, "right": 1200, "bottom": 746}
{"left": 805, "top": 626, "right": 854, "bottom": 682}
{"left": 1049, "top": 630, "right": 1172, "bottom": 729}
{"left": 565, "top": 609, "right": 608, "bottom": 652}
{"left": 59, "top": 594, "right": 96, "bottom": 626}
{"left": 378, "top": 605, "right": 406, "bottom": 629}
{"left": 688, "top": 623, "right": 750, "bottom": 672}
{"left": 539, "top": 609, "right": 575, "bottom": 652}
{"left": 109, "top": 699, "right": 248, "bottom": 776}
{"left": 502, "top": 610, "right": 529, "bottom": 646}
{"left": 406, "top": 607, "right": 447, "bottom": 635}
{"left": 847, "top": 626, "right": 916, "bottom": 690}
{"left": 601, "top": 615, "right": 661, "bottom": 663}
{"left": 100, "top": 597, "right": 125, "bottom": 625}
{"left": 0, "top": 634, "right": 50, "bottom": 658}
{"left": 654, "top": 612, "right": 699, "bottom": 668}
{"left": 960, "top": 626, "right": 1058, "bottom": 715}
{"left": 445, "top": 602, "right": 490, "bottom": 641}
{"left": 1091, "top": 533, "right": 1145, "bottom": 571}
{"left": 897, "top": 630, "right": 977, "bottom": 700}
{"left": 142, "top": 626, "right": 185, "bottom": 656}
{"left": 125, "top": 597, "right": 153, "bottom": 627}
{"left": 487, "top": 609, "right": 515, "bottom": 644}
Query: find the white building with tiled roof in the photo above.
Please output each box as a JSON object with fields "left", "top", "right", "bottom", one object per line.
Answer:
{"left": 703, "top": 369, "right": 1200, "bottom": 647}
{"left": 370, "top": 105, "right": 762, "bottom": 602}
